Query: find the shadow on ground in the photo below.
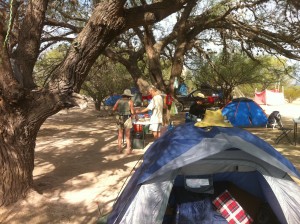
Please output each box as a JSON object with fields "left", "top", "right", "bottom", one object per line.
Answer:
{"left": 0, "top": 108, "right": 299, "bottom": 224}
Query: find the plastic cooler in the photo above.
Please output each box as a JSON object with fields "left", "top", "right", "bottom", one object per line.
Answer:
{"left": 132, "top": 132, "right": 144, "bottom": 149}
{"left": 133, "top": 124, "right": 143, "bottom": 132}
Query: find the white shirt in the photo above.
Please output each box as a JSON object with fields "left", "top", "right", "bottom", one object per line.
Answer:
{"left": 147, "top": 94, "right": 163, "bottom": 124}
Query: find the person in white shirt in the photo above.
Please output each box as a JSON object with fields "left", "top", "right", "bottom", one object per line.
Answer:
{"left": 137, "top": 85, "right": 163, "bottom": 139}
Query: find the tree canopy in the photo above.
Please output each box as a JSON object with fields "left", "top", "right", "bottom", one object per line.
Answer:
{"left": 193, "top": 52, "right": 294, "bottom": 102}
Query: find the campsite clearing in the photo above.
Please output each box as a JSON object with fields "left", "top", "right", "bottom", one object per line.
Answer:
{"left": 0, "top": 102, "right": 299, "bottom": 224}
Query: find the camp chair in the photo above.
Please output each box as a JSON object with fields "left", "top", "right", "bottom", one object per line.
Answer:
{"left": 275, "top": 121, "right": 293, "bottom": 145}
{"left": 266, "top": 111, "right": 293, "bottom": 145}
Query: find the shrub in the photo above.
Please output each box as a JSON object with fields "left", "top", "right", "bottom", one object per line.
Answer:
{"left": 284, "top": 86, "right": 300, "bottom": 103}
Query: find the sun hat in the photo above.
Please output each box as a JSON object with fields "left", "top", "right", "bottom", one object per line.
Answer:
{"left": 194, "top": 109, "right": 232, "bottom": 128}
{"left": 196, "top": 93, "right": 205, "bottom": 98}
{"left": 122, "top": 89, "right": 134, "bottom": 97}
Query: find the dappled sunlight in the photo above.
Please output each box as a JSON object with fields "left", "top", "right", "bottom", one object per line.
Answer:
{"left": 47, "top": 139, "right": 76, "bottom": 149}
{"left": 63, "top": 175, "right": 103, "bottom": 204}
{"left": 2, "top": 104, "right": 299, "bottom": 223}
{"left": 0, "top": 189, "right": 98, "bottom": 224}
{"left": 36, "top": 135, "right": 112, "bottom": 152}
{"left": 93, "top": 170, "right": 137, "bottom": 214}
{"left": 244, "top": 113, "right": 300, "bottom": 178}
{"left": 34, "top": 161, "right": 55, "bottom": 176}
{"left": 104, "top": 135, "right": 117, "bottom": 142}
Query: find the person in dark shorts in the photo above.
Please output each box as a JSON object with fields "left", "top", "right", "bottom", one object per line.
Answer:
{"left": 113, "top": 89, "right": 136, "bottom": 154}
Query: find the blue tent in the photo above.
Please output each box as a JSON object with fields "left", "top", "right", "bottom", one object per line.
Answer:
{"left": 104, "top": 95, "right": 122, "bottom": 106}
{"left": 222, "top": 98, "right": 268, "bottom": 127}
{"left": 176, "top": 83, "right": 188, "bottom": 96}
{"left": 107, "top": 123, "right": 300, "bottom": 224}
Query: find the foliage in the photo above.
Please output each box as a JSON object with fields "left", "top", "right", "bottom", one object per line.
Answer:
{"left": 284, "top": 86, "right": 300, "bottom": 103}
{"left": 193, "top": 52, "right": 262, "bottom": 102}
{"left": 238, "top": 57, "right": 296, "bottom": 98}
{"left": 34, "top": 44, "right": 69, "bottom": 86}
{"left": 81, "top": 56, "right": 134, "bottom": 110}
{"left": 35, "top": 45, "right": 133, "bottom": 110}
{"left": 192, "top": 52, "right": 293, "bottom": 102}
{"left": 183, "top": 68, "right": 196, "bottom": 93}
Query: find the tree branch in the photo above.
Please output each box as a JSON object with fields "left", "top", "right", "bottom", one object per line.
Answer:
{"left": 44, "top": 18, "right": 83, "bottom": 33}
{"left": 124, "top": 0, "right": 190, "bottom": 30}
{"left": 14, "top": 0, "right": 49, "bottom": 89}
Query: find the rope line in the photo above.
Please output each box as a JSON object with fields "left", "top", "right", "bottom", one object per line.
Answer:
{"left": 3, "top": 0, "right": 14, "bottom": 47}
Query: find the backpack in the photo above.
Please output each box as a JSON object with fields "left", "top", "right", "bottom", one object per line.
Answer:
{"left": 166, "top": 94, "right": 173, "bottom": 106}
{"left": 266, "top": 111, "right": 282, "bottom": 128}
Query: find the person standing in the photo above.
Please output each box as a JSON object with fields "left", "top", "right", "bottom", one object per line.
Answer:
{"left": 113, "top": 89, "right": 135, "bottom": 155}
{"left": 137, "top": 86, "right": 163, "bottom": 139}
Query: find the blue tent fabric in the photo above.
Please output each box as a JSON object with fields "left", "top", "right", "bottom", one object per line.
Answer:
{"left": 107, "top": 123, "right": 300, "bottom": 224}
{"left": 139, "top": 124, "right": 300, "bottom": 183}
{"left": 222, "top": 98, "right": 268, "bottom": 127}
{"left": 104, "top": 95, "right": 121, "bottom": 106}
{"left": 175, "top": 196, "right": 225, "bottom": 224}
{"left": 130, "top": 87, "right": 140, "bottom": 94}
{"left": 176, "top": 83, "right": 188, "bottom": 95}
{"left": 171, "top": 172, "right": 285, "bottom": 224}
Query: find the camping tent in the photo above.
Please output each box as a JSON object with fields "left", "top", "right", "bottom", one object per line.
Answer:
{"left": 254, "top": 89, "right": 285, "bottom": 105}
{"left": 107, "top": 123, "right": 300, "bottom": 224}
{"left": 222, "top": 98, "right": 268, "bottom": 127}
{"left": 104, "top": 95, "right": 122, "bottom": 106}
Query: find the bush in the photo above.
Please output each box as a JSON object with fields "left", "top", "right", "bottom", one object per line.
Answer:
{"left": 284, "top": 86, "right": 300, "bottom": 103}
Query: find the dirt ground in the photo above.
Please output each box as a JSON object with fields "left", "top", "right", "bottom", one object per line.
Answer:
{"left": 0, "top": 101, "right": 300, "bottom": 224}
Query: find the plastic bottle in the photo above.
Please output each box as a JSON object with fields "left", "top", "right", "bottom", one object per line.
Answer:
{"left": 185, "top": 112, "right": 189, "bottom": 119}
{"left": 168, "top": 121, "right": 174, "bottom": 131}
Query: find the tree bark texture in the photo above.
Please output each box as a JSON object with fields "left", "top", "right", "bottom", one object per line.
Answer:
{"left": 48, "top": 1, "right": 127, "bottom": 92}
{"left": 0, "top": 0, "right": 189, "bottom": 206}
{"left": 0, "top": 106, "right": 40, "bottom": 206}
{"left": 14, "top": 0, "right": 49, "bottom": 89}
{"left": 144, "top": 26, "right": 166, "bottom": 92}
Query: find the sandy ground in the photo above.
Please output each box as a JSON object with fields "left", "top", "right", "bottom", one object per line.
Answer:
{"left": 0, "top": 100, "right": 300, "bottom": 224}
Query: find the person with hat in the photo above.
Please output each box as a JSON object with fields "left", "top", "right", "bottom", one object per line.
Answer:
{"left": 113, "top": 89, "right": 136, "bottom": 155}
{"left": 188, "top": 92, "right": 206, "bottom": 121}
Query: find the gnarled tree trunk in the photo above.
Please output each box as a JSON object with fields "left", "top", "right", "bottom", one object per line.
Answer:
{"left": 0, "top": 0, "right": 189, "bottom": 206}
{"left": 0, "top": 113, "right": 36, "bottom": 205}
{"left": 0, "top": 91, "right": 53, "bottom": 206}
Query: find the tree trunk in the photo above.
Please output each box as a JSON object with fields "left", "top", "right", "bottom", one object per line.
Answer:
{"left": 223, "top": 87, "right": 233, "bottom": 104}
{"left": 0, "top": 111, "right": 40, "bottom": 206}
{"left": 0, "top": 140, "right": 34, "bottom": 206}
{"left": 13, "top": 0, "right": 49, "bottom": 89}
{"left": 0, "top": 0, "right": 189, "bottom": 206}
{"left": 144, "top": 26, "right": 166, "bottom": 92}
